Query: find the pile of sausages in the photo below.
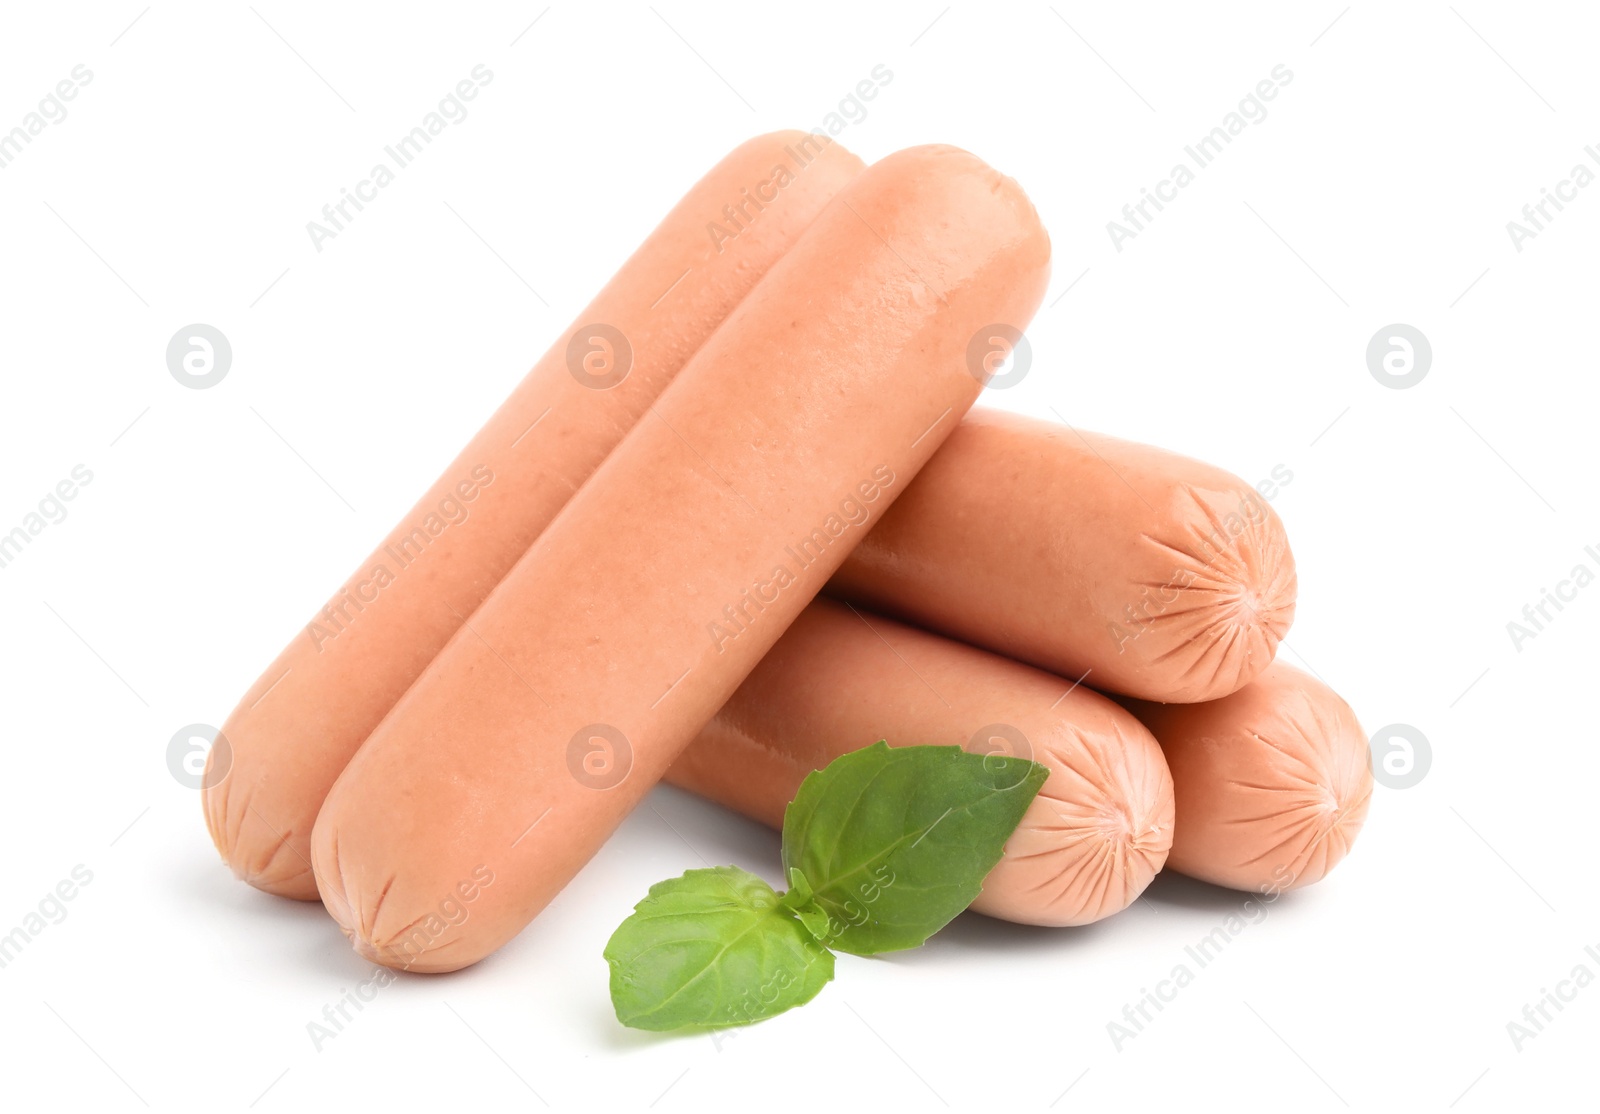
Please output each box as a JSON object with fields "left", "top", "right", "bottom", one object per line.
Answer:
{"left": 206, "top": 132, "right": 1371, "bottom": 973}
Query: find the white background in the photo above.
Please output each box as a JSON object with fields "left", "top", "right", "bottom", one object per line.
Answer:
{"left": 1, "top": 2, "right": 1595, "bottom": 1110}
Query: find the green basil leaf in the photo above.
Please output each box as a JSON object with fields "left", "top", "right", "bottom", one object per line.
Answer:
{"left": 779, "top": 867, "right": 833, "bottom": 943}
{"left": 604, "top": 865, "right": 835, "bottom": 1031}
{"left": 781, "top": 741, "right": 1048, "bottom": 955}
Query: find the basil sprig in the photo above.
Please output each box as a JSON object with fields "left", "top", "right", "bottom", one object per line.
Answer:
{"left": 605, "top": 743, "right": 1047, "bottom": 1031}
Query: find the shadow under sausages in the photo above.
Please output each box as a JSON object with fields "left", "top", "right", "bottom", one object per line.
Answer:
{"left": 167, "top": 858, "right": 355, "bottom": 974}
{"left": 875, "top": 905, "right": 1122, "bottom": 965}
{"left": 1139, "top": 870, "right": 1290, "bottom": 913}
{"left": 873, "top": 867, "right": 1306, "bottom": 965}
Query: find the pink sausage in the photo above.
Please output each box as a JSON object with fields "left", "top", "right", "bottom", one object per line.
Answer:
{"left": 309, "top": 145, "right": 1053, "bottom": 971}
{"left": 830, "top": 410, "right": 1298, "bottom": 702}
{"left": 668, "top": 598, "right": 1174, "bottom": 926}
{"left": 204, "top": 132, "right": 863, "bottom": 898}
{"left": 1119, "top": 661, "right": 1373, "bottom": 892}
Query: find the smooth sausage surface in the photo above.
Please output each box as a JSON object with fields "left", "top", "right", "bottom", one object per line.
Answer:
{"left": 205, "top": 132, "right": 863, "bottom": 898}
{"left": 667, "top": 598, "right": 1173, "bottom": 926}
{"left": 1119, "top": 661, "right": 1372, "bottom": 892}
{"left": 310, "top": 145, "right": 1053, "bottom": 971}
{"left": 830, "top": 410, "right": 1297, "bottom": 702}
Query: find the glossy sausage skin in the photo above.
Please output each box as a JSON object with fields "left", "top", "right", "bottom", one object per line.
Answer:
{"left": 667, "top": 598, "right": 1173, "bottom": 926}
{"left": 1119, "top": 661, "right": 1372, "bottom": 892}
{"left": 204, "top": 132, "right": 864, "bottom": 899}
{"left": 830, "top": 410, "right": 1297, "bottom": 703}
{"left": 310, "top": 145, "right": 1053, "bottom": 971}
